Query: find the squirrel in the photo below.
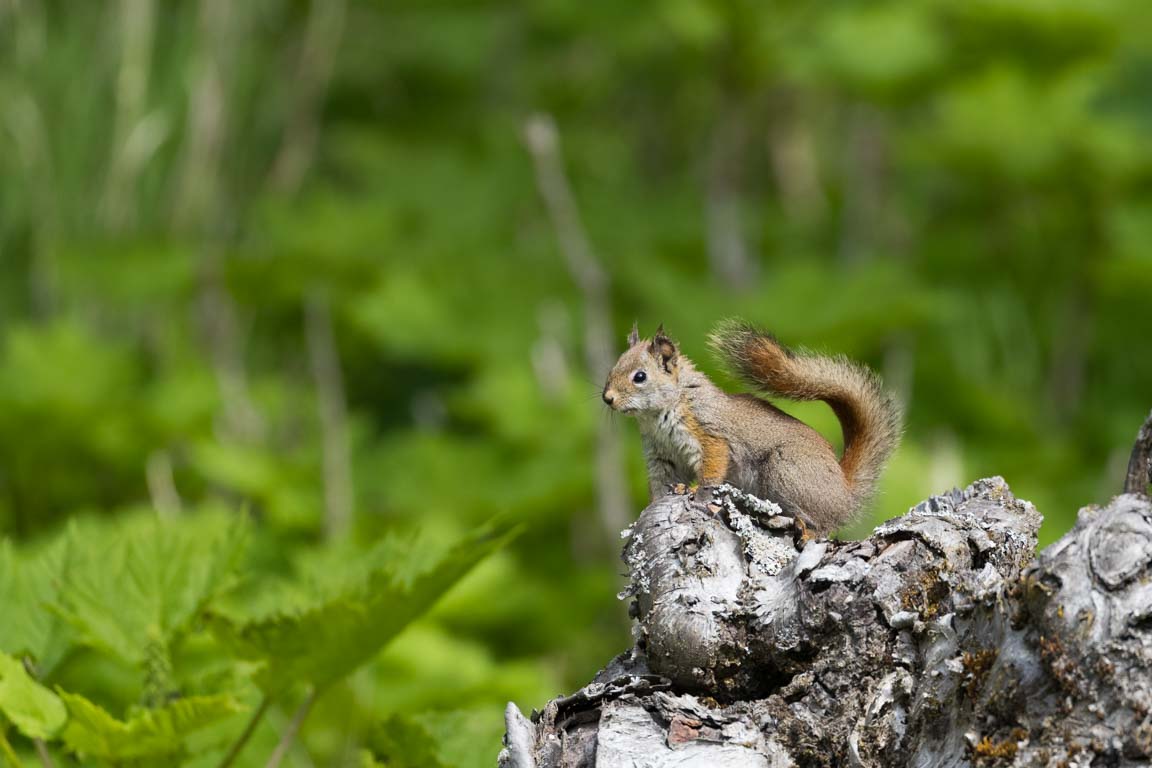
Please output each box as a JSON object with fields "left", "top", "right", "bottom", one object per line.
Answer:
{"left": 601, "top": 320, "right": 903, "bottom": 534}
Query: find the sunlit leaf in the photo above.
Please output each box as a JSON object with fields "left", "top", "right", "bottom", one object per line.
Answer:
{"left": 54, "top": 512, "right": 248, "bottom": 666}
{"left": 208, "top": 517, "right": 518, "bottom": 693}
{"left": 0, "top": 652, "right": 67, "bottom": 740}
{"left": 58, "top": 690, "right": 242, "bottom": 761}
{"left": 0, "top": 536, "right": 73, "bottom": 673}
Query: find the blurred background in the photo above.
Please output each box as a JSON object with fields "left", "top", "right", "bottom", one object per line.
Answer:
{"left": 1, "top": 0, "right": 1151, "bottom": 765}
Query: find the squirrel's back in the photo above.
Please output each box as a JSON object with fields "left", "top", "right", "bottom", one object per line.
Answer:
{"left": 709, "top": 320, "right": 903, "bottom": 508}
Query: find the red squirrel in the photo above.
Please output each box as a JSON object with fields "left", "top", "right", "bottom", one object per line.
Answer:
{"left": 602, "top": 321, "right": 902, "bottom": 534}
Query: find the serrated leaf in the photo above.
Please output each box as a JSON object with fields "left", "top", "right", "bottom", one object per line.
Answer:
{"left": 0, "top": 652, "right": 67, "bottom": 740}
{"left": 58, "top": 690, "right": 242, "bottom": 761}
{"left": 55, "top": 512, "right": 248, "bottom": 666}
{"left": 0, "top": 536, "right": 73, "bottom": 673}
{"left": 208, "top": 517, "right": 518, "bottom": 692}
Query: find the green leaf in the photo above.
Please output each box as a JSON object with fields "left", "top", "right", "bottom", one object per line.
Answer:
{"left": 58, "top": 690, "right": 242, "bottom": 761}
{"left": 208, "top": 517, "right": 519, "bottom": 693}
{"left": 0, "top": 536, "right": 73, "bottom": 673}
{"left": 362, "top": 714, "right": 448, "bottom": 768}
{"left": 362, "top": 708, "right": 503, "bottom": 768}
{"left": 803, "top": 4, "right": 944, "bottom": 93}
{"left": 420, "top": 708, "right": 508, "bottom": 768}
{"left": 54, "top": 512, "right": 248, "bottom": 666}
{"left": 0, "top": 652, "right": 67, "bottom": 740}
{"left": 359, "top": 751, "right": 387, "bottom": 768}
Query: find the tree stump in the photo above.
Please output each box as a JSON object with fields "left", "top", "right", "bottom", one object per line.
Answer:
{"left": 500, "top": 413, "right": 1152, "bottom": 768}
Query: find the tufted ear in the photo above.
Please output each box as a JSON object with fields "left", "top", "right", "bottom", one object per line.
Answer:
{"left": 627, "top": 321, "right": 640, "bottom": 347}
{"left": 650, "top": 325, "right": 678, "bottom": 372}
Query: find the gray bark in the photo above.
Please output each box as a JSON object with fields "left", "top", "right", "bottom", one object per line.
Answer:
{"left": 500, "top": 472, "right": 1152, "bottom": 767}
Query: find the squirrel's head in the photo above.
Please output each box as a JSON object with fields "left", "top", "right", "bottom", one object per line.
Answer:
{"left": 602, "top": 323, "right": 681, "bottom": 414}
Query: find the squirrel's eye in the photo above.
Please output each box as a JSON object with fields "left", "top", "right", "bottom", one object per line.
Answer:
{"left": 632, "top": 371, "right": 647, "bottom": 384}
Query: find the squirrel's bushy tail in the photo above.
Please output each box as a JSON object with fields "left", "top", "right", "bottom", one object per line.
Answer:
{"left": 710, "top": 320, "right": 903, "bottom": 505}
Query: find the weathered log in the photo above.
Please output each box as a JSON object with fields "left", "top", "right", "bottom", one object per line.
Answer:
{"left": 500, "top": 468, "right": 1152, "bottom": 767}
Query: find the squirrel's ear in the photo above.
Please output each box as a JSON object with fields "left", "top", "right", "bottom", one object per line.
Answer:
{"left": 627, "top": 321, "right": 640, "bottom": 347}
{"left": 650, "top": 326, "right": 678, "bottom": 372}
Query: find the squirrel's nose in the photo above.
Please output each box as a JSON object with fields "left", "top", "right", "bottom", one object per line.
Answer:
{"left": 602, "top": 389, "right": 616, "bottom": 406}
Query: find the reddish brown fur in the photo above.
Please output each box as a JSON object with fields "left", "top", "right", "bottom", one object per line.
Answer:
{"left": 604, "top": 321, "right": 902, "bottom": 533}
{"left": 712, "top": 321, "right": 902, "bottom": 505}
{"left": 686, "top": 410, "right": 731, "bottom": 484}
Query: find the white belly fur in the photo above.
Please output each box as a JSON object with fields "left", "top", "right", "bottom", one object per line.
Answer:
{"left": 640, "top": 408, "right": 702, "bottom": 479}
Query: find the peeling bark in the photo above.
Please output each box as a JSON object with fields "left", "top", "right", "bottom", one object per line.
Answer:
{"left": 501, "top": 473, "right": 1152, "bottom": 767}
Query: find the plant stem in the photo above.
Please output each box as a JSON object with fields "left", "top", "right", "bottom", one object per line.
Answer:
{"left": 31, "top": 740, "right": 52, "bottom": 768}
{"left": 0, "top": 729, "right": 23, "bottom": 768}
{"left": 16, "top": 659, "right": 51, "bottom": 768}
{"left": 305, "top": 290, "right": 353, "bottom": 540}
{"left": 216, "top": 694, "right": 271, "bottom": 768}
{"left": 522, "top": 113, "right": 630, "bottom": 544}
{"left": 265, "top": 689, "right": 316, "bottom": 768}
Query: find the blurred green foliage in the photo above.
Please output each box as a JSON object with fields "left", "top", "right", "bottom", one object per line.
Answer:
{"left": 1, "top": 0, "right": 1150, "bottom": 765}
